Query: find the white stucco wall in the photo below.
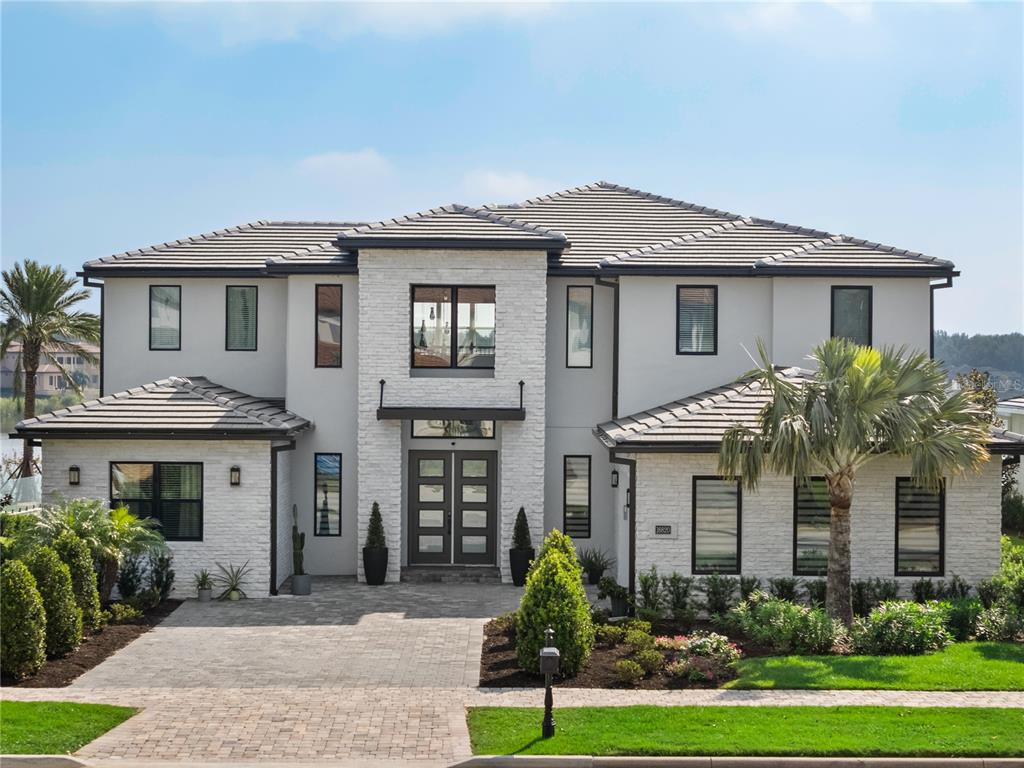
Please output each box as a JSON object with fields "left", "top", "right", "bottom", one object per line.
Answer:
{"left": 630, "top": 452, "right": 1003, "bottom": 592}
{"left": 356, "top": 248, "right": 548, "bottom": 582}
{"left": 41, "top": 439, "right": 274, "bottom": 598}
{"left": 284, "top": 275, "right": 360, "bottom": 576}
{"left": 275, "top": 448, "right": 293, "bottom": 590}
{"left": 102, "top": 277, "right": 287, "bottom": 397}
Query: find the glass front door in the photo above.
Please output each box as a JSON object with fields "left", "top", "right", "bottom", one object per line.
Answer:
{"left": 409, "top": 450, "right": 496, "bottom": 565}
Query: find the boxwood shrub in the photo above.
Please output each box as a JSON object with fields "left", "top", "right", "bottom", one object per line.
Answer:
{"left": 0, "top": 560, "right": 46, "bottom": 680}
{"left": 26, "top": 546, "right": 83, "bottom": 658}
{"left": 53, "top": 530, "right": 104, "bottom": 632}
{"left": 851, "top": 600, "right": 952, "bottom": 655}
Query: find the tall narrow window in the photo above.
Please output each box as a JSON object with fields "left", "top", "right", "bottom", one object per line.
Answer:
{"left": 225, "top": 286, "right": 258, "bottom": 351}
{"left": 831, "top": 286, "right": 872, "bottom": 346}
{"left": 677, "top": 286, "right": 717, "bottom": 355}
{"left": 412, "top": 286, "right": 453, "bottom": 367}
{"left": 794, "top": 477, "right": 830, "bottom": 576}
{"left": 150, "top": 286, "right": 181, "bottom": 351}
{"left": 566, "top": 285, "right": 593, "bottom": 368}
{"left": 412, "top": 286, "right": 496, "bottom": 369}
{"left": 896, "top": 477, "right": 944, "bottom": 576}
{"left": 111, "top": 462, "right": 202, "bottom": 541}
{"left": 315, "top": 285, "right": 342, "bottom": 367}
{"left": 563, "top": 455, "right": 591, "bottom": 538}
{"left": 314, "top": 453, "right": 341, "bottom": 536}
{"left": 692, "top": 476, "right": 740, "bottom": 574}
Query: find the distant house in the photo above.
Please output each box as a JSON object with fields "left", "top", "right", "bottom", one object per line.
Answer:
{"left": 1, "top": 341, "right": 101, "bottom": 398}
{"left": 998, "top": 397, "right": 1024, "bottom": 436}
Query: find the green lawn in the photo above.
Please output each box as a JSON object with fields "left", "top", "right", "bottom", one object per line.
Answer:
{"left": 0, "top": 701, "right": 136, "bottom": 754}
{"left": 728, "top": 642, "right": 1024, "bottom": 690}
{"left": 467, "top": 706, "right": 1024, "bottom": 757}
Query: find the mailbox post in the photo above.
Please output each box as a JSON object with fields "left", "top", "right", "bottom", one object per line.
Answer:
{"left": 539, "top": 626, "right": 560, "bottom": 739}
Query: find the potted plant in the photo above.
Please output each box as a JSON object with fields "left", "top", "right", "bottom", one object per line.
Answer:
{"left": 194, "top": 569, "right": 213, "bottom": 602}
{"left": 215, "top": 561, "right": 250, "bottom": 601}
{"left": 579, "top": 548, "right": 615, "bottom": 585}
{"left": 290, "top": 504, "right": 311, "bottom": 596}
{"left": 363, "top": 501, "right": 388, "bottom": 585}
{"left": 508, "top": 507, "right": 534, "bottom": 586}
{"left": 598, "top": 576, "right": 629, "bottom": 616}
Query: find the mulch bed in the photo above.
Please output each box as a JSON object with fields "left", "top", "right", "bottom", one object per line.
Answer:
{"left": 1, "top": 599, "right": 182, "bottom": 688}
{"left": 479, "top": 617, "right": 771, "bottom": 690}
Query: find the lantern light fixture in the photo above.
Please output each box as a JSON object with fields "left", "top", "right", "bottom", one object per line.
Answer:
{"left": 69, "top": 465, "right": 81, "bottom": 486}
{"left": 230, "top": 466, "right": 241, "bottom": 486}
{"left": 610, "top": 469, "right": 619, "bottom": 488}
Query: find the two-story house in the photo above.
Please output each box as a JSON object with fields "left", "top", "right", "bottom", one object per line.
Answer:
{"left": 15, "top": 182, "right": 1023, "bottom": 597}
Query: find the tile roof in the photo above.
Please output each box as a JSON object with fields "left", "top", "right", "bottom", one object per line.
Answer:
{"left": 596, "top": 369, "right": 1024, "bottom": 454}
{"left": 997, "top": 396, "right": 1024, "bottom": 412}
{"left": 333, "top": 204, "right": 567, "bottom": 249}
{"left": 14, "top": 377, "right": 312, "bottom": 439}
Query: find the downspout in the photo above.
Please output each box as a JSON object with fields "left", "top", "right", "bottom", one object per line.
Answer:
{"left": 930, "top": 276, "right": 953, "bottom": 360}
{"left": 609, "top": 451, "right": 636, "bottom": 602}
{"left": 81, "top": 275, "right": 104, "bottom": 396}
{"left": 595, "top": 276, "right": 619, "bottom": 419}
{"left": 270, "top": 441, "right": 297, "bottom": 596}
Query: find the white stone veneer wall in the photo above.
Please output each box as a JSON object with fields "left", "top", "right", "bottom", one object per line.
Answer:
{"left": 357, "top": 248, "right": 548, "bottom": 582}
{"left": 631, "top": 453, "right": 1003, "bottom": 591}
{"left": 41, "top": 439, "right": 273, "bottom": 598}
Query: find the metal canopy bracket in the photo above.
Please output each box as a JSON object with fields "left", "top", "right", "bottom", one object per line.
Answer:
{"left": 375, "top": 379, "right": 527, "bottom": 421}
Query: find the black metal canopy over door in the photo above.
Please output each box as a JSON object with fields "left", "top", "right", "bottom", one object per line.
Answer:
{"left": 453, "top": 451, "right": 497, "bottom": 565}
{"left": 409, "top": 451, "right": 451, "bottom": 564}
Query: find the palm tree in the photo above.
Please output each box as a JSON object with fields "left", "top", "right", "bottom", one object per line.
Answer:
{"left": 1, "top": 260, "right": 100, "bottom": 476}
{"left": 719, "top": 338, "right": 990, "bottom": 626}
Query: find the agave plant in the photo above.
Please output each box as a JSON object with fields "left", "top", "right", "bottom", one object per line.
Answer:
{"left": 215, "top": 560, "right": 251, "bottom": 601}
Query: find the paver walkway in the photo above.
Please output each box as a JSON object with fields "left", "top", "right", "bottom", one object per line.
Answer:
{"left": 2, "top": 578, "right": 1020, "bottom": 766}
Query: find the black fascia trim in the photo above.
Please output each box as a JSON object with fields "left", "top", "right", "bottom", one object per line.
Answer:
{"left": 17, "top": 429, "right": 299, "bottom": 440}
{"left": 929, "top": 276, "right": 954, "bottom": 359}
{"left": 548, "top": 265, "right": 602, "bottom": 276}
{"left": 603, "top": 438, "right": 1024, "bottom": 455}
{"left": 85, "top": 267, "right": 275, "bottom": 278}
{"left": 598, "top": 265, "right": 957, "bottom": 278}
{"left": 265, "top": 262, "right": 358, "bottom": 275}
{"left": 377, "top": 406, "right": 525, "bottom": 421}
{"left": 339, "top": 236, "right": 565, "bottom": 250}
{"left": 691, "top": 475, "right": 742, "bottom": 576}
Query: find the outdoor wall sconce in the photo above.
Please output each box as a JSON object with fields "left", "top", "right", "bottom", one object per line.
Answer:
{"left": 229, "top": 466, "right": 241, "bottom": 486}
{"left": 68, "top": 465, "right": 80, "bottom": 486}
{"left": 610, "top": 469, "right": 619, "bottom": 488}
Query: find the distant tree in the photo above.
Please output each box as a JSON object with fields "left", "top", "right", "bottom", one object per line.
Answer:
{"left": 934, "top": 330, "right": 1024, "bottom": 374}
{"left": 955, "top": 369, "right": 1002, "bottom": 427}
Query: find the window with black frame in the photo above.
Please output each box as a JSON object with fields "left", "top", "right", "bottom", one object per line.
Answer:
{"left": 677, "top": 286, "right": 717, "bottom": 355}
{"left": 315, "top": 285, "right": 342, "bottom": 367}
{"left": 563, "top": 455, "right": 591, "bottom": 538}
{"left": 692, "top": 476, "right": 740, "bottom": 574}
{"left": 314, "top": 453, "right": 341, "bottom": 536}
{"left": 149, "top": 286, "right": 181, "bottom": 350}
{"left": 111, "top": 462, "right": 202, "bottom": 541}
{"left": 411, "top": 285, "right": 495, "bottom": 368}
{"left": 226, "top": 286, "right": 257, "bottom": 351}
{"left": 896, "top": 477, "right": 944, "bottom": 576}
{"left": 794, "top": 477, "right": 830, "bottom": 576}
{"left": 831, "top": 286, "right": 872, "bottom": 346}
{"left": 566, "top": 285, "right": 593, "bottom": 368}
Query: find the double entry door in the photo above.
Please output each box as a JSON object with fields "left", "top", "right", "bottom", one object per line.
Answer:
{"left": 409, "top": 450, "right": 497, "bottom": 565}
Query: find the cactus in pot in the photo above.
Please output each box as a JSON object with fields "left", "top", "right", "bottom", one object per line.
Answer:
{"left": 291, "top": 504, "right": 312, "bottom": 595}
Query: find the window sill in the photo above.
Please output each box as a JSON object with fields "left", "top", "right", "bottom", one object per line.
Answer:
{"left": 410, "top": 368, "right": 495, "bottom": 379}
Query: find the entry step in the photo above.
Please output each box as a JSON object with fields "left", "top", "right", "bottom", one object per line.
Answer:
{"left": 400, "top": 565, "right": 502, "bottom": 584}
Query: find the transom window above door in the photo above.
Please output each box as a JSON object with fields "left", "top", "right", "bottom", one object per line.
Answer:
{"left": 411, "top": 285, "right": 495, "bottom": 369}
{"left": 411, "top": 419, "right": 495, "bottom": 439}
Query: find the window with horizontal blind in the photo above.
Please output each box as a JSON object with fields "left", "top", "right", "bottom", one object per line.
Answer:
{"left": 794, "top": 477, "right": 830, "bottom": 576}
{"left": 315, "top": 285, "right": 342, "bottom": 367}
{"left": 692, "top": 476, "right": 740, "bottom": 574}
{"left": 149, "top": 286, "right": 181, "bottom": 351}
{"left": 831, "top": 286, "right": 872, "bottom": 347}
{"left": 566, "top": 285, "right": 593, "bottom": 368}
{"left": 563, "top": 455, "right": 591, "bottom": 538}
{"left": 677, "top": 286, "right": 717, "bottom": 355}
{"left": 110, "top": 462, "right": 202, "bottom": 541}
{"left": 895, "top": 477, "right": 944, "bottom": 576}
{"left": 314, "top": 453, "right": 341, "bottom": 536}
{"left": 411, "top": 285, "right": 495, "bottom": 369}
{"left": 225, "top": 286, "right": 258, "bottom": 351}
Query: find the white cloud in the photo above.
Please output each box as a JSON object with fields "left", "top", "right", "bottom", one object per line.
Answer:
{"left": 297, "top": 148, "right": 394, "bottom": 183}
{"left": 723, "top": 1, "right": 874, "bottom": 34}
{"left": 460, "top": 170, "right": 561, "bottom": 205}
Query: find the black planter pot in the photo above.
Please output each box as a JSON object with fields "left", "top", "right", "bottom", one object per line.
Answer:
{"left": 587, "top": 569, "right": 604, "bottom": 586}
{"left": 509, "top": 548, "right": 534, "bottom": 586}
{"left": 363, "top": 547, "right": 389, "bottom": 585}
{"left": 610, "top": 596, "right": 629, "bottom": 617}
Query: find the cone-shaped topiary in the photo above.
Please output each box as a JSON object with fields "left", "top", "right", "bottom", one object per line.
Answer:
{"left": 365, "top": 501, "right": 386, "bottom": 549}
{"left": 527, "top": 528, "right": 581, "bottom": 578}
{"left": 516, "top": 549, "right": 594, "bottom": 676}
{"left": 512, "top": 507, "right": 532, "bottom": 550}
{"left": 0, "top": 560, "right": 46, "bottom": 680}
{"left": 53, "top": 530, "right": 104, "bottom": 632}
{"left": 26, "top": 546, "right": 82, "bottom": 658}
{"left": 291, "top": 504, "right": 305, "bottom": 576}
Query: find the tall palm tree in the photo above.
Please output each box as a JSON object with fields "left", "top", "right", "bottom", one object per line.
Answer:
{"left": 1, "top": 260, "right": 100, "bottom": 476}
{"left": 719, "top": 338, "right": 990, "bottom": 626}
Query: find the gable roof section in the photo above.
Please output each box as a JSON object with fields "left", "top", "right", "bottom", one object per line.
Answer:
{"left": 596, "top": 369, "right": 1024, "bottom": 454}
{"left": 14, "top": 376, "right": 312, "bottom": 439}
{"left": 333, "top": 204, "right": 567, "bottom": 250}
{"left": 487, "top": 181, "right": 740, "bottom": 270}
{"left": 83, "top": 221, "right": 360, "bottom": 277}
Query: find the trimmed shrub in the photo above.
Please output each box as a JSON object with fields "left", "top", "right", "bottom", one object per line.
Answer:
{"left": 493, "top": 611, "right": 517, "bottom": 635}
{"left": 527, "top": 529, "right": 581, "bottom": 578}
{"left": 852, "top": 578, "right": 900, "bottom": 616}
{"left": 945, "top": 574, "right": 972, "bottom": 600}
{"left": 0, "top": 560, "right": 46, "bottom": 680}
{"left": 662, "top": 572, "right": 696, "bottom": 627}
{"left": 739, "top": 576, "right": 762, "bottom": 600}
{"left": 117, "top": 554, "right": 143, "bottom": 600}
{"left": 128, "top": 587, "right": 160, "bottom": 612}
{"left": 108, "top": 603, "right": 142, "bottom": 624}
{"left": 620, "top": 618, "right": 652, "bottom": 634}
{"left": 636, "top": 566, "right": 663, "bottom": 618}
{"left": 624, "top": 629, "right": 655, "bottom": 651}
{"left": 615, "top": 659, "right": 645, "bottom": 685}
{"left": 700, "top": 574, "right": 738, "bottom": 616}
{"left": 663, "top": 632, "right": 741, "bottom": 685}
{"left": 595, "top": 624, "right": 625, "bottom": 646}
{"left": 634, "top": 648, "right": 664, "bottom": 674}
{"left": 851, "top": 600, "right": 952, "bottom": 655}
{"left": 768, "top": 577, "right": 801, "bottom": 602}
{"left": 944, "top": 598, "right": 982, "bottom": 642}
{"left": 590, "top": 606, "right": 611, "bottom": 625}
{"left": 516, "top": 549, "right": 594, "bottom": 676}
{"left": 912, "top": 578, "right": 943, "bottom": 603}
{"left": 804, "top": 579, "right": 827, "bottom": 608}
{"left": 512, "top": 506, "right": 532, "bottom": 550}
{"left": 53, "top": 531, "right": 104, "bottom": 632}
{"left": 147, "top": 552, "right": 175, "bottom": 601}
{"left": 975, "top": 604, "right": 1023, "bottom": 642}
{"left": 26, "top": 546, "right": 83, "bottom": 658}
{"left": 727, "top": 591, "right": 843, "bottom": 654}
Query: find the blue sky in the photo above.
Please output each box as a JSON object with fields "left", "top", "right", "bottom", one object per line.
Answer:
{"left": 2, "top": 1, "right": 1021, "bottom": 334}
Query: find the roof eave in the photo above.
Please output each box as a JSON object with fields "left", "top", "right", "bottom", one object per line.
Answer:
{"left": 597, "top": 264, "right": 958, "bottom": 278}
{"left": 341, "top": 237, "right": 566, "bottom": 251}
{"left": 12, "top": 427, "right": 306, "bottom": 441}
{"left": 81, "top": 266, "right": 276, "bottom": 279}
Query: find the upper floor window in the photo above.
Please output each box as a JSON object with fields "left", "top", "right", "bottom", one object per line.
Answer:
{"left": 794, "top": 477, "right": 830, "bottom": 576}
{"left": 315, "top": 285, "right": 342, "bottom": 367}
{"left": 692, "top": 476, "right": 740, "bottom": 574}
{"left": 566, "top": 285, "right": 593, "bottom": 368}
{"left": 225, "top": 286, "right": 258, "bottom": 351}
{"left": 677, "top": 286, "right": 717, "bottom": 355}
{"left": 150, "top": 285, "right": 181, "bottom": 351}
{"left": 411, "top": 285, "right": 495, "bottom": 369}
{"left": 831, "top": 286, "right": 872, "bottom": 347}
{"left": 895, "top": 477, "right": 944, "bottom": 576}
{"left": 111, "top": 461, "right": 202, "bottom": 541}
